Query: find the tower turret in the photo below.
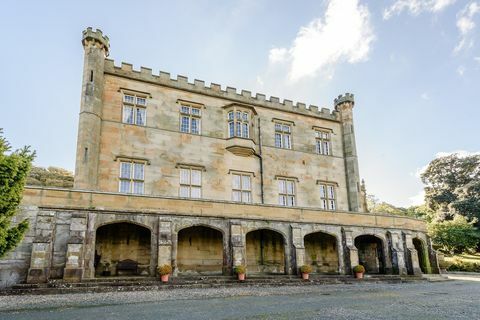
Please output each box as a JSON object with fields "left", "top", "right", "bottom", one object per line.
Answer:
{"left": 335, "top": 93, "right": 362, "bottom": 212}
{"left": 74, "top": 28, "right": 110, "bottom": 189}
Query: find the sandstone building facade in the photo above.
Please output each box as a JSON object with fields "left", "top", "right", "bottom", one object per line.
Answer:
{"left": 0, "top": 28, "right": 439, "bottom": 287}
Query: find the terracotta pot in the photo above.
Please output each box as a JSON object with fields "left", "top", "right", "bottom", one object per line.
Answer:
{"left": 238, "top": 273, "right": 245, "bottom": 281}
{"left": 302, "top": 273, "right": 309, "bottom": 280}
{"left": 161, "top": 274, "right": 170, "bottom": 283}
{"left": 355, "top": 272, "right": 364, "bottom": 279}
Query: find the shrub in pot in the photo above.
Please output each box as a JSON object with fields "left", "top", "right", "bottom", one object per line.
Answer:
{"left": 300, "top": 265, "right": 313, "bottom": 280}
{"left": 157, "top": 264, "right": 173, "bottom": 283}
{"left": 234, "top": 265, "right": 247, "bottom": 281}
{"left": 353, "top": 265, "right": 365, "bottom": 279}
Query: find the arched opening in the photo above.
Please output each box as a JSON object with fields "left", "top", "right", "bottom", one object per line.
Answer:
{"left": 177, "top": 226, "right": 224, "bottom": 275}
{"left": 354, "top": 235, "right": 386, "bottom": 274}
{"left": 95, "top": 222, "right": 151, "bottom": 277}
{"left": 413, "top": 238, "right": 431, "bottom": 274}
{"left": 304, "top": 232, "right": 339, "bottom": 274}
{"left": 246, "top": 229, "right": 285, "bottom": 274}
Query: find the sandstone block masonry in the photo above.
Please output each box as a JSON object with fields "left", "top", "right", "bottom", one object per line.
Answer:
{"left": 0, "top": 28, "right": 439, "bottom": 288}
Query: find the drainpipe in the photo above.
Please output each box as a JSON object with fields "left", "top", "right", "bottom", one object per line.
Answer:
{"left": 256, "top": 118, "right": 265, "bottom": 204}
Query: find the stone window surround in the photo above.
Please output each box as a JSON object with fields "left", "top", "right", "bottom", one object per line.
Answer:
{"left": 229, "top": 170, "right": 253, "bottom": 203}
{"left": 223, "top": 104, "right": 257, "bottom": 140}
{"left": 273, "top": 119, "right": 294, "bottom": 150}
{"left": 178, "top": 101, "right": 203, "bottom": 135}
{"left": 317, "top": 180, "right": 338, "bottom": 211}
{"left": 313, "top": 126, "right": 333, "bottom": 156}
{"left": 276, "top": 175, "right": 298, "bottom": 207}
{"left": 176, "top": 163, "right": 205, "bottom": 199}
{"left": 117, "top": 158, "right": 148, "bottom": 194}
{"left": 120, "top": 89, "right": 149, "bottom": 126}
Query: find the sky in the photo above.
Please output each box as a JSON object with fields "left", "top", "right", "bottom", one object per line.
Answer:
{"left": 1, "top": 0, "right": 479, "bottom": 207}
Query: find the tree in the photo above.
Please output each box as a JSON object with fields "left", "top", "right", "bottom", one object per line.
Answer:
{"left": 366, "top": 194, "right": 407, "bottom": 215}
{"left": 427, "top": 215, "right": 479, "bottom": 254}
{"left": 27, "top": 166, "right": 73, "bottom": 188}
{"left": 0, "top": 129, "right": 35, "bottom": 257}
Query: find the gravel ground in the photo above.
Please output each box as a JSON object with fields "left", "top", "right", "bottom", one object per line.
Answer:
{"left": 1, "top": 280, "right": 479, "bottom": 319}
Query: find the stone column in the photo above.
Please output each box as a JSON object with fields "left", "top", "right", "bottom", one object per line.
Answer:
{"left": 335, "top": 231, "right": 346, "bottom": 275}
{"left": 388, "top": 231, "right": 407, "bottom": 275}
{"left": 230, "top": 222, "right": 245, "bottom": 273}
{"left": 63, "top": 213, "right": 88, "bottom": 282}
{"left": 403, "top": 232, "right": 421, "bottom": 275}
{"left": 27, "top": 211, "right": 56, "bottom": 283}
{"left": 427, "top": 237, "right": 441, "bottom": 274}
{"left": 291, "top": 227, "right": 304, "bottom": 275}
{"left": 341, "top": 228, "right": 358, "bottom": 275}
{"left": 158, "top": 220, "right": 172, "bottom": 275}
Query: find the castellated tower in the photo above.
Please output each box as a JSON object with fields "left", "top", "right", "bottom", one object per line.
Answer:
{"left": 74, "top": 28, "right": 109, "bottom": 189}
{"left": 335, "top": 93, "right": 362, "bottom": 212}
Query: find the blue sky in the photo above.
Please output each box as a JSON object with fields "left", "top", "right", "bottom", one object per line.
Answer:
{"left": 1, "top": 0, "right": 479, "bottom": 207}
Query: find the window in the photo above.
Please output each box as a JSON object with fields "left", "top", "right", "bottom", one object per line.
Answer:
{"left": 179, "top": 167, "right": 202, "bottom": 198}
{"left": 315, "top": 130, "right": 331, "bottom": 155}
{"left": 278, "top": 178, "right": 295, "bottom": 206}
{"left": 228, "top": 110, "right": 250, "bottom": 138}
{"left": 122, "top": 94, "right": 147, "bottom": 126}
{"left": 118, "top": 161, "right": 145, "bottom": 194}
{"left": 274, "top": 122, "right": 292, "bottom": 149}
{"left": 319, "top": 184, "right": 336, "bottom": 210}
{"left": 180, "top": 104, "right": 201, "bottom": 134}
{"left": 232, "top": 173, "right": 252, "bottom": 203}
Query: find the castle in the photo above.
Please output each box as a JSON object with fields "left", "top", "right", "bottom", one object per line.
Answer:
{"left": 0, "top": 28, "right": 438, "bottom": 288}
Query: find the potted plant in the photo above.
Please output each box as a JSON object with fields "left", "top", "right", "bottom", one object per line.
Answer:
{"left": 234, "top": 265, "right": 247, "bottom": 281}
{"left": 300, "top": 265, "right": 313, "bottom": 280}
{"left": 353, "top": 265, "right": 365, "bottom": 279}
{"left": 157, "top": 264, "right": 173, "bottom": 283}
{"left": 102, "top": 262, "right": 111, "bottom": 277}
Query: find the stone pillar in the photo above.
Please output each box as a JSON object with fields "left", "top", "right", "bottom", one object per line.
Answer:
{"left": 158, "top": 220, "right": 172, "bottom": 275}
{"left": 335, "top": 93, "right": 362, "bottom": 212}
{"left": 403, "top": 232, "right": 421, "bottom": 275}
{"left": 230, "top": 222, "right": 245, "bottom": 273}
{"left": 335, "top": 232, "right": 346, "bottom": 275}
{"left": 387, "top": 231, "right": 407, "bottom": 275}
{"left": 63, "top": 213, "right": 88, "bottom": 282}
{"left": 291, "top": 227, "right": 304, "bottom": 275}
{"left": 342, "top": 228, "right": 358, "bottom": 275}
{"left": 27, "top": 211, "right": 56, "bottom": 283}
{"left": 427, "top": 237, "right": 441, "bottom": 274}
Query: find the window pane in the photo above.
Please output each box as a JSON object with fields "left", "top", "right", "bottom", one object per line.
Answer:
{"left": 228, "top": 122, "right": 235, "bottom": 138}
{"left": 191, "top": 118, "right": 200, "bottom": 134}
{"left": 136, "top": 97, "right": 146, "bottom": 106}
{"left": 136, "top": 108, "right": 146, "bottom": 126}
{"left": 119, "top": 180, "right": 131, "bottom": 193}
{"left": 287, "top": 195, "right": 295, "bottom": 206}
{"left": 242, "top": 123, "right": 249, "bottom": 138}
{"left": 286, "top": 180, "right": 294, "bottom": 194}
{"left": 278, "top": 179, "right": 286, "bottom": 194}
{"left": 283, "top": 125, "right": 290, "bottom": 133}
{"left": 228, "top": 111, "right": 234, "bottom": 120}
{"left": 180, "top": 168, "right": 190, "bottom": 184}
{"left": 181, "top": 106, "right": 190, "bottom": 114}
{"left": 323, "top": 141, "right": 330, "bottom": 155}
{"left": 320, "top": 185, "right": 326, "bottom": 198}
{"left": 321, "top": 199, "right": 327, "bottom": 210}
{"left": 124, "top": 95, "right": 135, "bottom": 104}
{"left": 242, "top": 191, "right": 251, "bottom": 203}
{"left": 275, "top": 123, "right": 282, "bottom": 131}
{"left": 191, "top": 186, "right": 201, "bottom": 198}
{"left": 232, "top": 174, "right": 241, "bottom": 189}
{"left": 241, "top": 175, "right": 251, "bottom": 190}
{"left": 133, "top": 181, "right": 144, "bottom": 194}
{"left": 328, "top": 185, "right": 335, "bottom": 199}
{"left": 123, "top": 106, "right": 134, "bottom": 124}
{"left": 133, "top": 163, "right": 144, "bottom": 180}
{"left": 275, "top": 133, "right": 282, "bottom": 148}
{"left": 191, "top": 108, "right": 201, "bottom": 116}
{"left": 242, "top": 112, "right": 248, "bottom": 121}
{"left": 316, "top": 140, "right": 322, "bottom": 154}
{"left": 179, "top": 186, "right": 190, "bottom": 197}
{"left": 329, "top": 200, "right": 336, "bottom": 210}
{"left": 283, "top": 134, "right": 291, "bottom": 149}
{"left": 236, "top": 111, "right": 241, "bottom": 119}
{"left": 120, "top": 162, "right": 131, "bottom": 179}
{"left": 191, "top": 169, "right": 201, "bottom": 186}
{"left": 180, "top": 116, "right": 190, "bottom": 133}
{"left": 235, "top": 121, "right": 241, "bottom": 136}
{"left": 279, "top": 195, "right": 287, "bottom": 206}
{"left": 232, "top": 190, "right": 241, "bottom": 202}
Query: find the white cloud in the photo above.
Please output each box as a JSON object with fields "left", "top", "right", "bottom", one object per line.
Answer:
{"left": 414, "top": 150, "right": 480, "bottom": 178}
{"left": 268, "top": 0, "right": 374, "bottom": 82}
{"left": 457, "top": 65, "right": 466, "bottom": 75}
{"left": 454, "top": 2, "right": 480, "bottom": 53}
{"left": 420, "top": 92, "right": 430, "bottom": 100}
{"left": 383, "top": 0, "right": 456, "bottom": 20}
{"left": 409, "top": 190, "right": 426, "bottom": 205}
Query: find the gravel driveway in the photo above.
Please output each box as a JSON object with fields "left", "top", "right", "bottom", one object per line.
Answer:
{"left": 1, "top": 280, "right": 479, "bottom": 319}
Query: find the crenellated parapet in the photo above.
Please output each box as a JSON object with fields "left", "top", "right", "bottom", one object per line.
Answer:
{"left": 82, "top": 27, "right": 110, "bottom": 56}
{"left": 103, "top": 59, "right": 339, "bottom": 121}
{"left": 334, "top": 93, "right": 354, "bottom": 109}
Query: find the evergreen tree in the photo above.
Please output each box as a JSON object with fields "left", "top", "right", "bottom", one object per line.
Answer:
{"left": 0, "top": 129, "right": 35, "bottom": 257}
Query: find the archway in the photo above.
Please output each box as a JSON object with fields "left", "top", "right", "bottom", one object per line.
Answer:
{"left": 304, "top": 232, "right": 339, "bottom": 274}
{"left": 413, "top": 238, "right": 431, "bottom": 274}
{"left": 354, "top": 235, "right": 386, "bottom": 274}
{"left": 95, "top": 222, "right": 151, "bottom": 277}
{"left": 246, "top": 229, "right": 285, "bottom": 274}
{"left": 177, "top": 226, "right": 224, "bottom": 275}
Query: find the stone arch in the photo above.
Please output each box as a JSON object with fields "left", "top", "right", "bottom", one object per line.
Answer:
{"left": 245, "top": 228, "right": 286, "bottom": 274}
{"left": 413, "top": 237, "right": 431, "bottom": 274}
{"left": 94, "top": 222, "right": 152, "bottom": 277}
{"left": 354, "top": 234, "right": 387, "bottom": 274}
{"left": 303, "top": 231, "right": 340, "bottom": 274}
{"left": 176, "top": 225, "right": 225, "bottom": 275}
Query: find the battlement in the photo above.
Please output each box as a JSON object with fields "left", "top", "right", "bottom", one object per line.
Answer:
{"left": 103, "top": 59, "right": 341, "bottom": 122}
{"left": 82, "top": 27, "right": 110, "bottom": 56}
{"left": 334, "top": 93, "right": 354, "bottom": 108}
